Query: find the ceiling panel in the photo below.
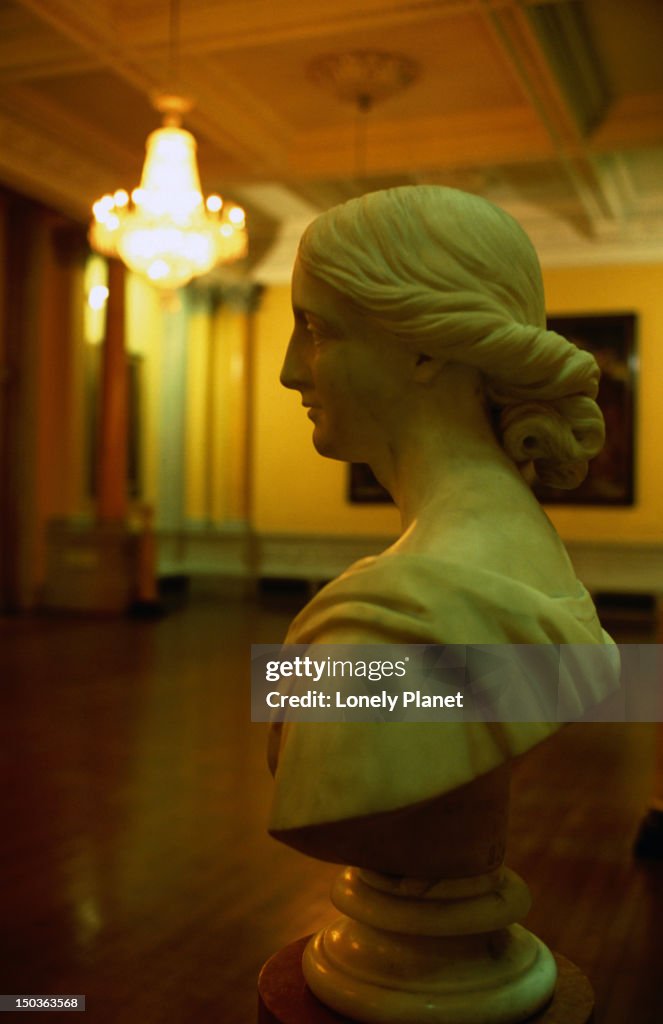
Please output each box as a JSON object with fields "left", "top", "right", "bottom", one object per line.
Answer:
{"left": 0, "top": 1, "right": 85, "bottom": 81}
{"left": 584, "top": 0, "right": 663, "bottom": 94}
{"left": 0, "top": 0, "right": 661, "bottom": 270}
{"left": 209, "top": 12, "right": 525, "bottom": 133}
{"left": 27, "top": 71, "right": 156, "bottom": 151}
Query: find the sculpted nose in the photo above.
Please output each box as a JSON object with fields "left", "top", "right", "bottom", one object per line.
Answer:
{"left": 280, "top": 334, "right": 309, "bottom": 391}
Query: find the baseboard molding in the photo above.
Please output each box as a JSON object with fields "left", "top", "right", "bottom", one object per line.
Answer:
{"left": 157, "top": 528, "right": 663, "bottom": 598}
{"left": 565, "top": 541, "right": 663, "bottom": 596}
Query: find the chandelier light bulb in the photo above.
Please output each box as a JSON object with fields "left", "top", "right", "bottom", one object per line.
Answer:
{"left": 88, "top": 284, "right": 110, "bottom": 310}
{"left": 89, "top": 111, "right": 247, "bottom": 290}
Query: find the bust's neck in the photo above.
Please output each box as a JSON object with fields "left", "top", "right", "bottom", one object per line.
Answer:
{"left": 377, "top": 434, "right": 526, "bottom": 533}
{"left": 367, "top": 363, "right": 523, "bottom": 532}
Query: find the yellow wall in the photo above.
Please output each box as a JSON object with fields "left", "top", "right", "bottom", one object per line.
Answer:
{"left": 184, "top": 298, "right": 250, "bottom": 524}
{"left": 184, "top": 300, "right": 210, "bottom": 520}
{"left": 253, "top": 263, "right": 663, "bottom": 542}
{"left": 213, "top": 304, "right": 249, "bottom": 523}
{"left": 74, "top": 258, "right": 663, "bottom": 544}
{"left": 125, "top": 272, "right": 163, "bottom": 508}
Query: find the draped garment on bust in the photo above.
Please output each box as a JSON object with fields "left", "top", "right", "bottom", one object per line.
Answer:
{"left": 269, "top": 553, "right": 617, "bottom": 833}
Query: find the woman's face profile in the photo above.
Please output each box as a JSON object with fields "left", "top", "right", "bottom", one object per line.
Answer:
{"left": 281, "top": 259, "right": 414, "bottom": 463}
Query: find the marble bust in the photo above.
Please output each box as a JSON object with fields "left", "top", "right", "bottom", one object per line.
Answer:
{"left": 265, "top": 186, "right": 615, "bottom": 1023}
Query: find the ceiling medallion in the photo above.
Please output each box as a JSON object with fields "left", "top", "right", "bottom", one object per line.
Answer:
{"left": 307, "top": 51, "right": 419, "bottom": 111}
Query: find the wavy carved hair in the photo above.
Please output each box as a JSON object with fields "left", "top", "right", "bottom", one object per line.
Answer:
{"left": 297, "top": 185, "right": 604, "bottom": 489}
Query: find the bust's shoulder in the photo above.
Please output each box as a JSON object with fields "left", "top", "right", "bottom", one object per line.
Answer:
{"left": 285, "top": 552, "right": 597, "bottom": 645}
{"left": 285, "top": 553, "right": 453, "bottom": 644}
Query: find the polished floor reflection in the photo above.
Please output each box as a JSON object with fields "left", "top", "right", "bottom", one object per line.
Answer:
{"left": 0, "top": 594, "right": 661, "bottom": 1023}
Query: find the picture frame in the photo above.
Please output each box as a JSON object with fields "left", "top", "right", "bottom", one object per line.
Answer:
{"left": 347, "top": 313, "right": 637, "bottom": 507}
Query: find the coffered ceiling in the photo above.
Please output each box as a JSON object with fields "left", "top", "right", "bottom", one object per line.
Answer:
{"left": 1, "top": 0, "right": 662, "bottom": 281}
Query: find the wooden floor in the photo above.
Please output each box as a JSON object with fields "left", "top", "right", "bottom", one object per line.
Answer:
{"left": 0, "top": 592, "right": 661, "bottom": 1023}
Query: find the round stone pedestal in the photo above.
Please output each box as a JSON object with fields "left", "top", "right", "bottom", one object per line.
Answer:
{"left": 257, "top": 938, "right": 594, "bottom": 1024}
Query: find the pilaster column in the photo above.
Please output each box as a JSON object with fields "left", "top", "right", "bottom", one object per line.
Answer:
{"left": 96, "top": 258, "right": 127, "bottom": 522}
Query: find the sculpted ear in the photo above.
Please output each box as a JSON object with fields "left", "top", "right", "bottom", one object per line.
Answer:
{"left": 413, "top": 352, "right": 443, "bottom": 384}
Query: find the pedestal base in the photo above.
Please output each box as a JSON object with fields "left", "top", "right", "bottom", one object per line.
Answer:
{"left": 41, "top": 518, "right": 138, "bottom": 613}
{"left": 258, "top": 939, "right": 593, "bottom": 1024}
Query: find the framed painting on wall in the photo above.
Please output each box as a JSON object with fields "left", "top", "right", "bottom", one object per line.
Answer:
{"left": 347, "top": 313, "right": 637, "bottom": 507}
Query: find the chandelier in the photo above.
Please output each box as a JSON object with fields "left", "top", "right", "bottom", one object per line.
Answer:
{"left": 91, "top": 0, "right": 247, "bottom": 290}
{"left": 90, "top": 94, "right": 247, "bottom": 291}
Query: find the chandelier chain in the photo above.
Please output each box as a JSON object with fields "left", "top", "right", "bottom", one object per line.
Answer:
{"left": 168, "top": 0, "right": 181, "bottom": 91}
